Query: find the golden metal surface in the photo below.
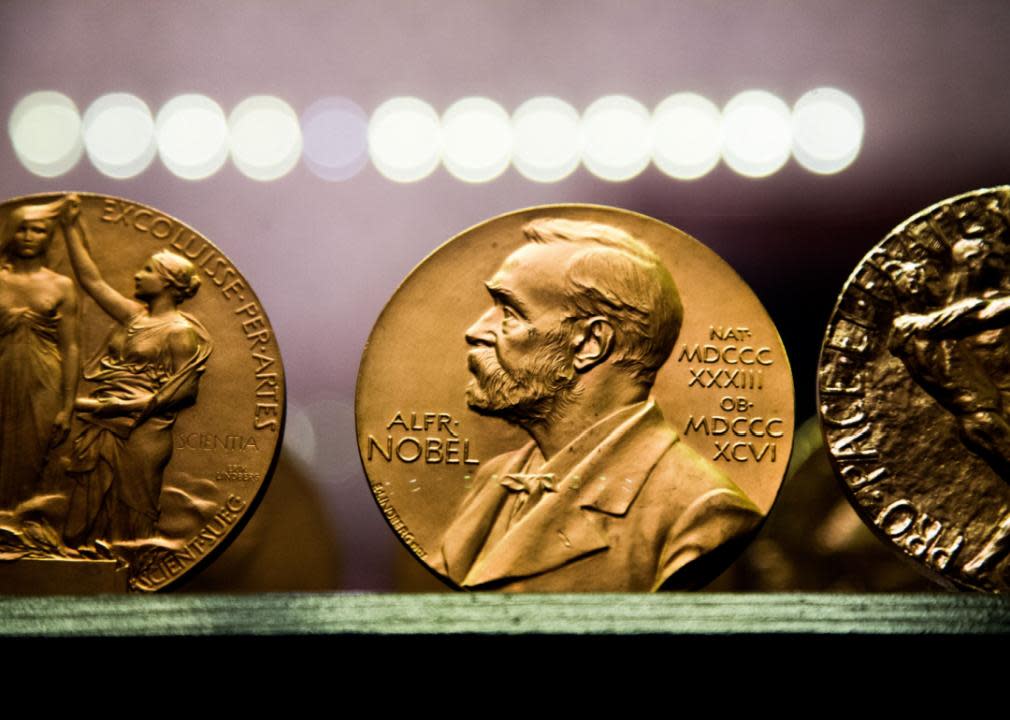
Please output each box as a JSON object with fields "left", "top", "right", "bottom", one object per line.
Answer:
{"left": 356, "top": 205, "right": 794, "bottom": 591}
{"left": 0, "top": 193, "right": 284, "bottom": 592}
{"left": 819, "top": 186, "right": 1010, "bottom": 591}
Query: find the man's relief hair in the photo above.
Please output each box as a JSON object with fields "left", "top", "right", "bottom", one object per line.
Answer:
{"left": 522, "top": 218, "right": 683, "bottom": 385}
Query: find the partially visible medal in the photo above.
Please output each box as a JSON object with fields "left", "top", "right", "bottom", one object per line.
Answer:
{"left": 0, "top": 193, "right": 284, "bottom": 592}
{"left": 819, "top": 186, "right": 1010, "bottom": 591}
{"left": 356, "top": 205, "right": 794, "bottom": 591}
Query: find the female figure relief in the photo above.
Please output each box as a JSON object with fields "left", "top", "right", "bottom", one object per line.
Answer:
{"left": 0, "top": 198, "right": 80, "bottom": 510}
{"left": 59, "top": 198, "right": 212, "bottom": 546}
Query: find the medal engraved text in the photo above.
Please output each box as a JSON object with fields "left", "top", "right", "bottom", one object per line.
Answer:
{"left": 104, "top": 198, "right": 283, "bottom": 434}
{"left": 366, "top": 412, "right": 481, "bottom": 466}
{"left": 175, "top": 433, "right": 259, "bottom": 451}
{"left": 681, "top": 326, "right": 783, "bottom": 463}
{"left": 131, "top": 494, "right": 247, "bottom": 590}
{"left": 875, "top": 499, "right": 964, "bottom": 571}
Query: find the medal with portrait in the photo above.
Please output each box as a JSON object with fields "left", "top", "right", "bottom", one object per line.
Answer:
{"left": 357, "top": 205, "right": 794, "bottom": 591}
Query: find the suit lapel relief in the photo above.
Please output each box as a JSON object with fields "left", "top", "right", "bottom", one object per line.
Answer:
{"left": 441, "top": 443, "right": 534, "bottom": 581}
{"left": 462, "top": 483, "right": 611, "bottom": 587}
{"left": 576, "top": 401, "right": 677, "bottom": 516}
{"left": 463, "top": 401, "right": 677, "bottom": 587}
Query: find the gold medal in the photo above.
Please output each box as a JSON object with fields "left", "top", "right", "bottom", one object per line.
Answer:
{"left": 819, "top": 186, "right": 1010, "bottom": 591}
{"left": 0, "top": 193, "right": 284, "bottom": 592}
{"left": 356, "top": 205, "right": 794, "bottom": 591}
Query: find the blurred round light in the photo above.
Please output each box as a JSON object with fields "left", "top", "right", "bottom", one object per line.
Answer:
{"left": 284, "top": 402, "right": 317, "bottom": 468}
{"left": 9, "top": 91, "right": 83, "bottom": 177}
{"left": 301, "top": 97, "right": 369, "bottom": 182}
{"left": 156, "top": 94, "right": 229, "bottom": 180}
{"left": 369, "top": 97, "right": 441, "bottom": 183}
{"left": 792, "top": 87, "right": 864, "bottom": 175}
{"left": 82, "top": 93, "right": 156, "bottom": 179}
{"left": 652, "top": 93, "right": 722, "bottom": 180}
{"left": 721, "top": 90, "right": 792, "bottom": 178}
{"left": 229, "top": 95, "right": 302, "bottom": 181}
{"left": 441, "top": 97, "right": 512, "bottom": 183}
{"left": 581, "top": 95, "right": 652, "bottom": 181}
{"left": 512, "top": 97, "right": 581, "bottom": 183}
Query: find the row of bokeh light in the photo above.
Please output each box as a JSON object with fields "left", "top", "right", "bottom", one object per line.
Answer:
{"left": 9, "top": 89, "right": 863, "bottom": 183}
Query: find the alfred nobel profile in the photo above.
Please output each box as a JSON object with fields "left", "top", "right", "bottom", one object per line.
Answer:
{"left": 430, "top": 218, "right": 763, "bottom": 591}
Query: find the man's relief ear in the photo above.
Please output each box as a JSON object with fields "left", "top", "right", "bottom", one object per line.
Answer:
{"left": 572, "top": 316, "right": 614, "bottom": 371}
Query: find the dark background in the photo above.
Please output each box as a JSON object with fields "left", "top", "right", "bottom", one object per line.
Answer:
{"left": 1, "top": 0, "right": 1007, "bottom": 591}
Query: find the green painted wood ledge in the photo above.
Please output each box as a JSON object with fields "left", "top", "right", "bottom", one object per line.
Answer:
{"left": 2, "top": 593, "right": 1009, "bottom": 636}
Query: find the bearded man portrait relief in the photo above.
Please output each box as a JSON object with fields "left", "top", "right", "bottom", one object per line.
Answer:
{"left": 429, "top": 218, "right": 764, "bottom": 591}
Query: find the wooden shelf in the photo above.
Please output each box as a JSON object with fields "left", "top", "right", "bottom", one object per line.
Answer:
{"left": 2, "top": 592, "right": 1008, "bottom": 636}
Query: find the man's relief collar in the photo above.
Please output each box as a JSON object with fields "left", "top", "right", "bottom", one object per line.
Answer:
{"left": 457, "top": 399, "right": 678, "bottom": 586}
{"left": 516, "top": 399, "right": 678, "bottom": 516}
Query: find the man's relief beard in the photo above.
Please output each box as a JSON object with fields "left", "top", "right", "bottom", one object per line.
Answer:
{"left": 466, "top": 330, "right": 579, "bottom": 427}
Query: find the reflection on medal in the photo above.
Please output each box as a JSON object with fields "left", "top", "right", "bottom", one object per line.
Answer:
{"left": 819, "top": 186, "right": 1010, "bottom": 591}
{"left": 357, "top": 205, "right": 794, "bottom": 591}
{"left": 0, "top": 193, "right": 284, "bottom": 592}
